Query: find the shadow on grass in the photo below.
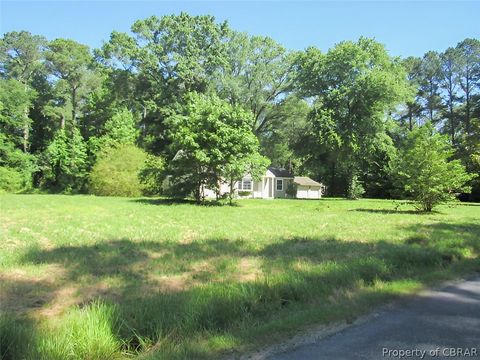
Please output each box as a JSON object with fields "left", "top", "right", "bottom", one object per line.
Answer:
{"left": 131, "top": 197, "right": 240, "bottom": 207}
{"left": 352, "top": 208, "right": 424, "bottom": 215}
{"left": 2, "top": 221, "right": 479, "bottom": 358}
{"left": 458, "top": 202, "right": 480, "bottom": 207}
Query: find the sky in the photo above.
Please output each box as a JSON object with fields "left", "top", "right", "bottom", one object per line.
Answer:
{"left": 1, "top": 1, "right": 479, "bottom": 58}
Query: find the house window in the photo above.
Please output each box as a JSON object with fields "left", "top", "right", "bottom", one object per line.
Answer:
{"left": 242, "top": 179, "right": 252, "bottom": 190}
{"left": 276, "top": 179, "right": 283, "bottom": 191}
{"left": 237, "top": 178, "right": 252, "bottom": 191}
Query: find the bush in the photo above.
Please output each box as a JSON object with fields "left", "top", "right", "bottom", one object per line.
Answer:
{"left": 89, "top": 144, "right": 148, "bottom": 197}
{"left": 0, "top": 133, "right": 36, "bottom": 192}
{"left": 285, "top": 182, "right": 297, "bottom": 198}
{"left": 347, "top": 175, "right": 365, "bottom": 200}
{"left": 0, "top": 167, "right": 26, "bottom": 193}
{"left": 237, "top": 191, "right": 251, "bottom": 198}
{"left": 138, "top": 154, "right": 165, "bottom": 196}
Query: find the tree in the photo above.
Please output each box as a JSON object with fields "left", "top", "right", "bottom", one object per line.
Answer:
{"left": 0, "top": 78, "right": 36, "bottom": 148}
{"left": 45, "top": 39, "right": 96, "bottom": 127}
{"left": 0, "top": 31, "right": 46, "bottom": 152}
{"left": 98, "top": 13, "right": 232, "bottom": 154}
{"left": 456, "top": 38, "right": 480, "bottom": 135}
{"left": 439, "top": 47, "right": 461, "bottom": 144}
{"left": 259, "top": 95, "right": 309, "bottom": 170}
{"left": 87, "top": 107, "right": 139, "bottom": 167}
{"left": 294, "top": 38, "right": 411, "bottom": 195}
{"left": 217, "top": 32, "right": 294, "bottom": 135}
{"left": 0, "top": 79, "right": 37, "bottom": 190}
{"left": 165, "top": 92, "right": 268, "bottom": 203}
{"left": 400, "top": 57, "right": 423, "bottom": 131}
{"left": 40, "top": 127, "right": 88, "bottom": 192}
{"left": 395, "top": 124, "right": 475, "bottom": 212}
{"left": 418, "top": 51, "right": 443, "bottom": 124}
{"left": 102, "top": 108, "right": 138, "bottom": 145}
{"left": 0, "top": 133, "right": 36, "bottom": 192}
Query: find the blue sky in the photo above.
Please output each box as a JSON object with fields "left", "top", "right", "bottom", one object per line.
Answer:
{"left": 1, "top": 1, "right": 479, "bottom": 58}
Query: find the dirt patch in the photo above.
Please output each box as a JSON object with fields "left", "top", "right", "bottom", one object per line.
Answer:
{"left": 0, "top": 266, "right": 118, "bottom": 318}
{"left": 236, "top": 257, "right": 263, "bottom": 282}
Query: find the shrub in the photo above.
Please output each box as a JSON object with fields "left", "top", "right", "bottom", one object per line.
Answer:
{"left": 89, "top": 144, "right": 148, "bottom": 197}
{"left": 285, "top": 182, "right": 297, "bottom": 198}
{"left": 395, "top": 124, "right": 476, "bottom": 211}
{"left": 0, "top": 133, "right": 36, "bottom": 192}
{"left": 0, "top": 167, "right": 26, "bottom": 193}
{"left": 138, "top": 154, "right": 166, "bottom": 196}
{"left": 347, "top": 175, "right": 365, "bottom": 200}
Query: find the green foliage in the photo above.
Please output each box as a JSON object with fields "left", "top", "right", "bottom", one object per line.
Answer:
{"left": 0, "top": 31, "right": 47, "bottom": 82}
{"left": 89, "top": 144, "right": 148, "bottom": 197}
{"left": 0, "top": 167, "right": 25, "bottom": 193}
{"left": 166, "top": 92, "right": 269, "bottom": 203}
{"left": 138, "top": 153, "right": 166, "bottom": 196}
{"left": 0, "top": 78, "right": 37, "bottom": 151}
{"left": 40, "top": 128, "right": 88, "bottom": 192}
{"left": 88, "top": 107, "right": 139, "bottom": 159}
{"left": 285, "top": 181, "right": 298, "bottom": 198}
{"left": 395, "top": 124, "right": 476, "bottom": 211}
{"left": 347, "top": 175, "right": 366, "bottom": 200}
{"left": 1, "top": 17, "right": 479, "bottom": 205}
{"left": 103, "top": 107, "right": 138, "bottom": 145}
{"left": 294, "top": 38, "right": 411, "bottom": 196}
{"left": 0, "top": 133, "right": 36, "bottom": 192}
{"left": 217, "top": 32, "right": 294, "bottom": 134}
{"left": 46, "top": 38, "right": 98, "bottom": 125}
{"left": 259, "top": 96, "right": 309, "bottom": 169}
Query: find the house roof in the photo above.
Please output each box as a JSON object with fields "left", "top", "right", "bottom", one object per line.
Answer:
{"left": 268, "top": 167, "right": 294, "bottom": 178}
{"left": 294, "top": 176, "right": 323, "bottom": 187}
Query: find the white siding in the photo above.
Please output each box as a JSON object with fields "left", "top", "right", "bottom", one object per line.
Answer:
{"left": 296, "top": 185, "right": 321, "bottom": 199}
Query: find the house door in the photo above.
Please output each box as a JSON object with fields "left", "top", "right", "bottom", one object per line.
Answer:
{"left": 263, "top": 178, "right": 273, "bottom": 198}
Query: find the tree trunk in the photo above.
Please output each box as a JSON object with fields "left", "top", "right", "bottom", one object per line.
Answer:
{"left": 23, "top": 120, "right": 29, "bottom": 153}
{"left": 23, "top": 84, "right": 29, "bottom": 153}
{"left": 449, "top": 101, "right": 455, "bottom": 144}
{"left": 71, "top": 86, "right": 77, "bottom": 125}
{"left": 465, "top": 77, "right": 471, "bottom": 134}
{"left": 408, "top": 106, "right": 413, "bottom": 131}
{"left": 330, "top": 161, "right": 336, "bottom": 196}
{"left": 229, "top": 178, "right": 234, "bottom": 206}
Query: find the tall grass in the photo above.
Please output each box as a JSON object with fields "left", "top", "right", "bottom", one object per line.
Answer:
{"left": 1, "top": 302, "right": 122, "bottom": 360}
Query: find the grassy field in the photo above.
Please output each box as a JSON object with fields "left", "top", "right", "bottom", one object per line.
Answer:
{"left": 1, "top": 194, "right": 479, "bottom": 359}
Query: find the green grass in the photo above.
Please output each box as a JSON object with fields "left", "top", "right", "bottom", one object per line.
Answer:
{"left": 1, "top": 195, "right": 479, "bottom": 359}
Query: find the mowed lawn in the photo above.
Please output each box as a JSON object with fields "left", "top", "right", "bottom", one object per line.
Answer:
{"left": 1, "top": 195, "right": 479, "bottom": 359}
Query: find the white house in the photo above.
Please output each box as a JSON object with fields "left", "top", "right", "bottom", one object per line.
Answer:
{"left": 203, "top": 167, "right": 325, "bottom": 199}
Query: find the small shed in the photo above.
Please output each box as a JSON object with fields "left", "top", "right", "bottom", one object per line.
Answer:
{"left": 294, "top": 177, "right": 324, "bottom": 199}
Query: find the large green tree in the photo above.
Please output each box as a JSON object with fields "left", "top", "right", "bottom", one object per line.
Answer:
{"left": 45, "top": 39, "right": 98, "bottom": 127}
{"left": 165, "top": 92, "right": 268, "bottom": 203}
{"left": 456, "top": 38, "right": 480, "bottom": 134}
{"left": 295, "top": 38, "right": 411, "bottom": 195}
{"left": 217, "top": 32, "right": 294, "bottom": 135}
{"left": 0, "top": 31, "right": 46, "bottom": 152}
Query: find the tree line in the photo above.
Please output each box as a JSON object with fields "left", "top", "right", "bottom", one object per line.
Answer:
{"left": 1, "top": 13, "right": 479, "bottom": 206}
